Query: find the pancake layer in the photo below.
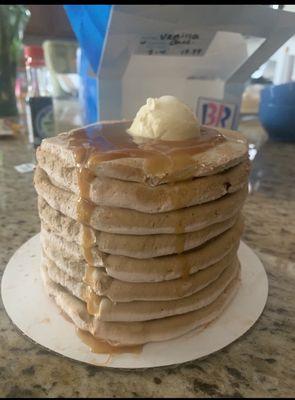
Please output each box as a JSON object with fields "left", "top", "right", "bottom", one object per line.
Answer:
{"left": 35, "top": 122, "right": 248, "bottom": 347}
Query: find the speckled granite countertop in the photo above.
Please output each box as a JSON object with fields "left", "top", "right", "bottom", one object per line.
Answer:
{"left": 0, "top": 128, "right": 294, "bottom": 398}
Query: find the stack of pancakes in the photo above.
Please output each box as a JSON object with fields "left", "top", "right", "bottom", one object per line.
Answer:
{"left": 34, "top": 121, "right": 249, "bottom": 347}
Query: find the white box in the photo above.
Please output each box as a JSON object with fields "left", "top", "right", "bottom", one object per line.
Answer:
{"left": 97, "top": 5, "right": 295, "bottom": 129}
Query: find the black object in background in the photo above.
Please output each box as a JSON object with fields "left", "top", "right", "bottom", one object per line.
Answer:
{"left": 26, "top": 96, "right": 54, "bottom": 146}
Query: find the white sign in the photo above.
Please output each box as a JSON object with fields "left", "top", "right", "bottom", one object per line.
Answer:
{"left": 196, "top": 97, "right": 238, "bottom": 129}
{"left": 136, "top": 31, "right": 214, "bottom": 57}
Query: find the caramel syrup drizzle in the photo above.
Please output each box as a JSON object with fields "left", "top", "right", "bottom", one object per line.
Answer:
{"left": 64, "top": 121, "right": 225, "bottom": 355}
{"left": 76, "top": 328, "right": 142, "bottom": 357}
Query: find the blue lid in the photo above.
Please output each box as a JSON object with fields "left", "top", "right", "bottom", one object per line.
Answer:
{"left": 64, "top": 5, "right": 112, "bottom": 123}
{"left": 64, "top": 5, "right": 112, "bottom": 74}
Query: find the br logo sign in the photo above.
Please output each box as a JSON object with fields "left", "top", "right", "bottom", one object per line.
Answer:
{"left": 197, "top": 98, "right": 237, "bottom": 129}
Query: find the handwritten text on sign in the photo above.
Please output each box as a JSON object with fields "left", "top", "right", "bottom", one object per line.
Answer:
{"left": 196, "top": 98, "right": 237, "bottom": 129}
{"left": 136, "top": 31, "right": 214, "bottom": 57}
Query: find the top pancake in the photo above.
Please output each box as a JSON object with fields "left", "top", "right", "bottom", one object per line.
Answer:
{"left": 38, "top": 121, "right": 249, "bottom": 186}
{"left": 36, "top": 154, "right": 250, "bottom": 214}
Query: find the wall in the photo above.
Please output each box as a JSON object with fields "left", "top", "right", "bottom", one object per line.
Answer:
{"left": 24, "top": 5, "right": 75, "bottom": 45}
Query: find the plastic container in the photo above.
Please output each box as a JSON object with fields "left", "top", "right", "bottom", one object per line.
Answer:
{"left": 24, "top": 45, "right": 53, "bottom": 97}
{"left": 77, "top": 47, "right": 97, "bottom": 125}
{"left": 24, "top": 45, "right": 55, "bottom": 146}
{"left": 43, "top": 40, "right": 78, "bottom": 98}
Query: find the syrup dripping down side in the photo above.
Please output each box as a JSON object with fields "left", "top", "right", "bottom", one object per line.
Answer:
{"left": 69, "top": 128, "right": 144, "bottom": 355}
{"left": 65, "top": 122, "right": 226, "bottom": 354}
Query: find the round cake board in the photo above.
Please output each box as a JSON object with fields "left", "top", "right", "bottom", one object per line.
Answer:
{"left": 1, "top": 234, "right": 268, "bottom": 369}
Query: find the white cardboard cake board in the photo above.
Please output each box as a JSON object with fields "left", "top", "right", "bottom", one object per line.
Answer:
{"left": 1, "top": 234, "right": 268, "bottom": 369}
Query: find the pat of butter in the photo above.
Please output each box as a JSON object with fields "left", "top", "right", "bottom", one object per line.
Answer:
{"left": 128, "top": 95, "right": 200, "bottom": 141}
